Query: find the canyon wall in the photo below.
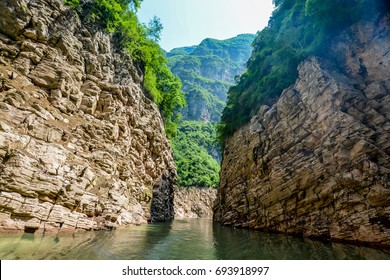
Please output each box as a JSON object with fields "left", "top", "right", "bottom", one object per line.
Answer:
{"left": 0, "top": 0, "right": 176, "bottom": 232}
{"left": 214, "top": 14, "right": 390, "bottom": 246}
{"left": 174, "top": 187, "right": 216, "bottom": 218}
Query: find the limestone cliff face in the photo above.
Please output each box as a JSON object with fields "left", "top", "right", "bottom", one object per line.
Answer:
{"left": 214, "top": 15, "right": 390, "bottom": 246}
{"left": 174, "top": 187, "right": 216, "bottom": 218}
{"left": 0, "top": 0, "right": 176, "bottom": 232}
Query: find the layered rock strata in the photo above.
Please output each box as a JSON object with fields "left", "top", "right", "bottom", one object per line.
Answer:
{"left": 0, "top": 0, "right": 175, "bottom": 232}
{"left": 214, "top": 14, "right": 390, "bottom": 246}
{"left": 174, "top": 187, "right": 216, "bottom": 218}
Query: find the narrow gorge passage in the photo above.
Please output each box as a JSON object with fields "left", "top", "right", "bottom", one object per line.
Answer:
{"left": 1, "top": 0, "right": 390, "bottom": 262}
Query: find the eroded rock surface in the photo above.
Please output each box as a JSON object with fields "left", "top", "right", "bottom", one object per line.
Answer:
{"left": 174, "top": 187, "right": 216, "bottom": 218}
{"left": 214, "top": 15, "right": 390, "bottom": 247}
{"left": 0, "top": 0, "right": 175, "bottom": 232}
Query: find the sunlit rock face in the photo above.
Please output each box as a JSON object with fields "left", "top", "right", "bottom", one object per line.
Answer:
{"left": 214, "top": 14, "right": 390, "bottom": 247}
{"left": 0, "top": 0, "right": 176, "bottom": 233}
{"left": 174, "top": 187, "right": 217, "bottom": 218}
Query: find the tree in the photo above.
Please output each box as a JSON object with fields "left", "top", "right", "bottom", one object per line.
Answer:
{"left": 147, "top": 16, "right": 163, "bottom": 42}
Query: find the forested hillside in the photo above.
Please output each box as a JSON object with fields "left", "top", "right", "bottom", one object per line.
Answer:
{"left": 172, "top": 121, "right": 220, "bottom": 187}
{"left": 167, "top": 35, "right": 254, "bottom": 187}
{"left": 219, "top": 0, "right": 390, "bottom": 141}
{"left": 168, "top": 34, "right": 254, "bottom": 122}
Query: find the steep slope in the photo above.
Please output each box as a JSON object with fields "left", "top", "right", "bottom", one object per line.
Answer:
{"left": 214, "top": 12, "right": 390, "bottom": 246}
{"left": 0, "top": 0, "right": 175, "bottom": 232}
{"left": 167, "top": 35, "right": 254, "bottom": 188}
{"left": 167, "top": 34, "right": 254, "bottom": 123}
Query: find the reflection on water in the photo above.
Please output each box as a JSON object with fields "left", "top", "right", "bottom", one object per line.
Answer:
{"left": 212, "top": 224, "right": 390, "bottom": 260}
{"left": 0, "top": 219, "right": 389, "bottom": 260}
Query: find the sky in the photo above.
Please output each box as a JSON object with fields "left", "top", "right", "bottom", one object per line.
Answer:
{"left": 138, "top": 0, "right": 274, "bottom": 51}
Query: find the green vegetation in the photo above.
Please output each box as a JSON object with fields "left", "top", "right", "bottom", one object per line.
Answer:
{"left": 218, "top": 0, "right": 388, "bottom": 143}
{"left": 167, "top": 35, "right": 254, "bottom": 187}
{"left": 167, "top": 34, "right": 255, "bottom": 122}
{"left": 172, "top": 121, "right": 220, "bottom": 188}
{"left": 63, "top": 0, "right": 185, "bottom": 138}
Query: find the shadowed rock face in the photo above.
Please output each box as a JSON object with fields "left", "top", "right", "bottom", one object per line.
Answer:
{"left": 214, "top": 14, "right": 390, "bottom": 247}
{"left": 0, "top": 0, "right": 175, "bottom": 232}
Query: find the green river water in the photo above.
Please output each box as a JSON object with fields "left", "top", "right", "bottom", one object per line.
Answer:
{"left": 0, "top": 219, "right": 389, "bottom": 260}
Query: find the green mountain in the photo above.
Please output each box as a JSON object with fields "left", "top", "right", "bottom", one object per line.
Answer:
{"left": 167, "top": 34, "right": 254, "bottom": 187}
{"left": 167, "top": 34, "right": 255, "bottom": 123}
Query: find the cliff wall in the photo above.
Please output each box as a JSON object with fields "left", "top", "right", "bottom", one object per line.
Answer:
{"left": 174, "top": 187, "right": 216, "bottom": 218}
{"left": 214, "top": 14, "right": 390, "bottom": 246}
{"left": 0, "top": 0, "right": 175, "bottom": 232}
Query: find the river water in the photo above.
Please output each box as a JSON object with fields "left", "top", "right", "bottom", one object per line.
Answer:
{"left": 0, "top": 219, "right": 389, "bottom": 260}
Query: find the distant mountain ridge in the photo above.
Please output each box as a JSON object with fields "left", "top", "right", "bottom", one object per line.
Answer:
{"left": 167, "top": 34, "right": 254, "bottom": 123}
{"left": 167, "top": 34, "right": 254, "bottom": 188}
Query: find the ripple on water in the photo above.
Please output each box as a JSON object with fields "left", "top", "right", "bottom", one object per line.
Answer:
{"left": 0, "top": 219, "right": 389, "bottom": 260}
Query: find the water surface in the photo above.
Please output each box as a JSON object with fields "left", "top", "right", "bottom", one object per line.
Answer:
{"left": 0, "top": 219, "right": 389, "bottom": 260}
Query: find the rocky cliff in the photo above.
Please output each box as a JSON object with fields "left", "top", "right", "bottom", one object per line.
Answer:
{"left": 214, "top": 14, "right": 390, "bottom": 247}
{"left": 174, "top": 187, "right": 216, "bottom": 218}
{"left": 0, "top": 0, "right": 176, "bottom": 233}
